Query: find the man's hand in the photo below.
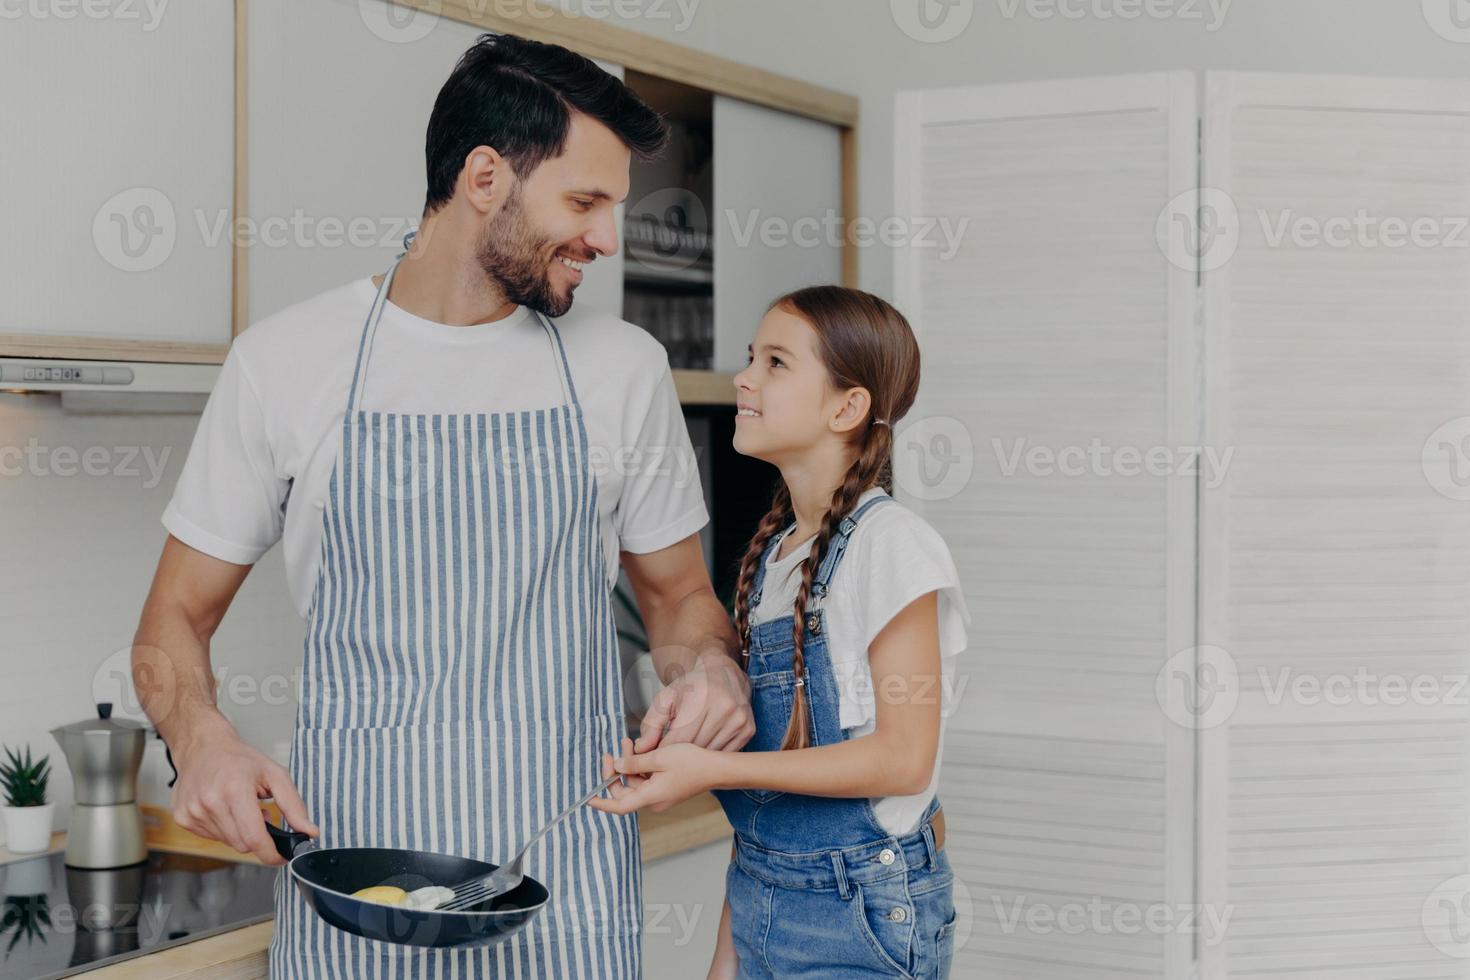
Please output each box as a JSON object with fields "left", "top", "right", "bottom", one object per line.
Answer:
{"left": 170, "top": 718, "right": 317, "bottom": 866}
{"left": 635, "top": 649, "right": 753, "bottom": 753}
{"left": 621, "top": 534, "right": 752, "bottom": 753}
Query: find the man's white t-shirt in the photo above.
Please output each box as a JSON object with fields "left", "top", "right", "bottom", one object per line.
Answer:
{"left": 163, "top": 277, "right": 709, "bottom": 618}
{"left": 749, "top": 487, "right": 970, "bottom": 837}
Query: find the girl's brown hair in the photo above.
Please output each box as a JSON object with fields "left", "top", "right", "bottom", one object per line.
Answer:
{"left": 731, "top": 286, "right": 922, "bottom": 751}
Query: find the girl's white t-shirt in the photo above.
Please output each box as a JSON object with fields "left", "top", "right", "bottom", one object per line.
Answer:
{"left": 162, "top": 277, "right": 709, "bottom": 618}
{"left": 748, "top": 487, "right": 970, "bottom": 836}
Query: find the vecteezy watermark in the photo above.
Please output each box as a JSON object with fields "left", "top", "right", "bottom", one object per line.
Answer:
{"left": 0, "top": 894, "right": 175, "bottom": 944}
{"left": 891, "top": 0, "right": 976, "bottom": 43}
{"left": 891, "top": 415, "right": 976, "bottom": 502}
{"left": 0, "top": 0, "right": 170, "bottom": 29}
{"left": 1422, "top": 416, "right": 1470, "bottom": 501}
{"left": 358, "top": 0, "right": 440, "bottom": 44}
{"left": 1156, "top": 644, "right": 1470, "bottom": 730}
{"left": 93, "top": 187, "right": 176, "bottom": 273}
{"left": 994, "top": 0, "right": 1232, "bottom": 30}
{"left": 1424, "top": 874, "right": 1470, "bottom": 958}
{"left": 92, "top": 187, "right": 424, "bottom": 272}
{"left": 993, "top": 438, "right": 1233, "bottom": 489}
{"left": 1156, "top": 187, "right": 1240, "bottom": 273}
{"left": 1159, "top": 190, "right": 1470, "bottom": 273}
{"left": 1259, "top": 667, "right": 1470, "bottom": 709}
{"left": 1422, "top": 0, "right": 1470, "bottom": 43}
{"left": 643, "top": 901, "right": 706, "bottom": 947}
{"left": 1156, "top": 645, "right": 1239, "bottom": 730}
{"left": 0, "top": 439, "right": 172, "bottom": 488}
{"left": 992, "top": 895, "right": 1233, "bottom": 945}
{"left": 359, "top": 0, "right": 702, "bottom": 44}
{"left": 1258, "top": 209, "right": 1470, "bottom": 251}
{"left": 725, "top": 210, "right": 970, "bottom": 263}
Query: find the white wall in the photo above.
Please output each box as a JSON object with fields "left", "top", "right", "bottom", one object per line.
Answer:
{"left": 0, "top": 392, "right": 305, "bottom": 833}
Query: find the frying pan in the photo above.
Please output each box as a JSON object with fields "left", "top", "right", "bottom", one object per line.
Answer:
{"left": 264, "top": 820, "right": 550, "bottom": 949}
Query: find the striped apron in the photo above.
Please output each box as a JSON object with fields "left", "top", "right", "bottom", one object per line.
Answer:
{"left": 269, "top": 233, "right": 642, "bottom": 978}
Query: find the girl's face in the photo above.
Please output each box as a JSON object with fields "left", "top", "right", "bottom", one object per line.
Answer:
{"left": 732, "top": 308, "right": 857, "bottom": 464}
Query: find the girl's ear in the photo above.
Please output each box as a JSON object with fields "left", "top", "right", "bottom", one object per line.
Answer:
{"left": 829, "top": 387, "right": 873, "bottom": 435}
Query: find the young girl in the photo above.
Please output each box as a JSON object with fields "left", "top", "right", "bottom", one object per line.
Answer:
{"left": 590, "top": 285, "right": 970, "bottom": 979}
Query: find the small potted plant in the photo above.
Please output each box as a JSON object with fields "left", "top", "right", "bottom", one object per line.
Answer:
{"left": 0, "top": 746, "right": 53, "bottom": 855}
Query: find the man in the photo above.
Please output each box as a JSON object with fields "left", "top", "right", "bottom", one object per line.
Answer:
{"left": 131, "top": 33, "right": 752, "bottom": 979}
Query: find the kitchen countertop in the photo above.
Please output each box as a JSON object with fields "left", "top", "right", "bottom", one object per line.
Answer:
{"left": 3, "top": 794, "right": 730, "bottom": 978}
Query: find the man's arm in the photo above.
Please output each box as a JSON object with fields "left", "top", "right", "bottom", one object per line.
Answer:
{"left": 132, "top": 534, "right": 317, "bottom": 865}
{"left": 620, "top": 533, "right": 752, "bottom": 753}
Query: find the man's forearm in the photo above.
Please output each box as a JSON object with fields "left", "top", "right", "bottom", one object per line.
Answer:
{"left": 131, "top": 597, "right": 233, "bottom": 755}
{"left": 646, "top": 585, "right": 739, "bottom": 684}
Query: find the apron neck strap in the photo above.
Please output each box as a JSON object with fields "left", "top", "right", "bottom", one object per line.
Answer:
{"left": 345, "top": 231, "right": 585, "bottom": 416}
{"left": 346, "top": 230, "right": 414, "bottom": 416}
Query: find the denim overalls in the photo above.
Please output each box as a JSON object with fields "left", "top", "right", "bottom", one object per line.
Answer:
{"left": 712, "top": 492, "right": 957, "bottom": 979}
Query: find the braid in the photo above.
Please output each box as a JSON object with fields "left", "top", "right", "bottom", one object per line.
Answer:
{"left": 779, "top": 422, "right": 895, "bottom": 751}
{"left": 732, "top": 481, "right": 794, "bottom": 663}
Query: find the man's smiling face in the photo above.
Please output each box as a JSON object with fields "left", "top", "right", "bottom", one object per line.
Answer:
{"left": 476, "top": 112, "right": 631, "bottom": 317}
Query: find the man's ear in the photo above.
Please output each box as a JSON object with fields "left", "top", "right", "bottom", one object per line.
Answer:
{"left": 463, "top": 145, "right": 509, "bottom": 214}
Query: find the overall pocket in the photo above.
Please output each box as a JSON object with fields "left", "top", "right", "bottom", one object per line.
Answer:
{"left": 850, "top": 875, "right": 918, "bottom": 979}
{"left": 741, "top": 669, "right": 796, "bottom": 804}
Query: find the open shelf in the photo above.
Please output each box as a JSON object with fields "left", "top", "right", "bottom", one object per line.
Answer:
{"left": 673, "top": 369, "right": 736, "bottom": 406}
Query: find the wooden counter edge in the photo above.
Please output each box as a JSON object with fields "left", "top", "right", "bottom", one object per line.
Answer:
{"left": 135, "top": 796, "right": 729, "bottom": 866}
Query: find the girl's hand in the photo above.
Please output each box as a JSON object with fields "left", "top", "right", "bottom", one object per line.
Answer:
{"left": 589, "top": 738, "right": 720, "bottom": 814}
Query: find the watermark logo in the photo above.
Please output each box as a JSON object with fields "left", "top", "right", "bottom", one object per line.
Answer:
{"left": 1156, "top": 644, "right": 1238, "bottom": 730}
{"left": 1422, "top": 417, "right": 1470, "bottom": 501}
{"left": 0, "top": 0, "right": 170, "bottom": 29}
{"left": 626, "top": 188, "right": 710, "bottom": 275}
{"left": 93, "top": 187, "right": 175, "bottom": 273}
{"left": 1424, "top": 874, "right": 1470, "bottom": 957}
{"left": 992, "top": 893, "right": 1233, "bottom": 944}
{"left": 994, "top": 0, "right": 1232, "bottom": 31}
{"left": 1156, "top": 187, "right": 1239, "bottom": 273}
{"left": 0, "top": 438, "right": 172, "bottom": 487}
{"left": 891, "top": 0, "right": 974, "bottom": 42}
{"left": 993, "top": 439, "right": 1231, "bottom": 488}
{"left": 359, "top": 0, "right": 441, "bottom": 43}
{"left": 892, "top": 415, "right": 975, "bottom": 502}
{"left": 1422, "top": 0, "right": 1470, "bottom": 43}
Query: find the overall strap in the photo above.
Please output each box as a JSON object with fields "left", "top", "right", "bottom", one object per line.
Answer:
{"left": 750, "top": 490, "right": 893, "bottom": 606}
{"left": 810, "top": 491, "right": 893, "bottom": 597}
{"left": 346, "top": 229, "right": 415, "bottom": 416}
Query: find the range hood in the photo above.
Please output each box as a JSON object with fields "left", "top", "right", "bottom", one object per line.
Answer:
{"left": 0, "top": 356, "right": 219, "bottom": 413}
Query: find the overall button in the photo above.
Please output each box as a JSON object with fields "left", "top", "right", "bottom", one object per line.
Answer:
{"left": 878, "top": 848, "right": 896, "bottom": 865}
{"left": 806, "top": 614, "right": 822, "bottom": 634}
{"left": 888, "top": 907, "right": 907, "bottom": 923}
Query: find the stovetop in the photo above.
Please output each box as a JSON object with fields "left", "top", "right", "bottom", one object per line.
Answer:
{"left": 0, "top": 849, "right": 277, "bottom": 980}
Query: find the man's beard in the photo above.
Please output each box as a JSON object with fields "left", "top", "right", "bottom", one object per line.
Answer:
{"left": 475, "top": 186, "right": 574, "bottom": 318}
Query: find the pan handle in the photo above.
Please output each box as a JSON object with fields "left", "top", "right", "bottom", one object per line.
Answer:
{"left": 263, "top": 815, "right": 318, "bottom": 861}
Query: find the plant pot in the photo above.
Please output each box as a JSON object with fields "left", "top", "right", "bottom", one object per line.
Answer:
{"left": 2, "top": 804, "right": 55, "bottom": 855}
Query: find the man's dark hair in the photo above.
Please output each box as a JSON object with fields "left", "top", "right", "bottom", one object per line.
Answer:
{"left": 424, "top": 33, "right": 670, "bottom": 214}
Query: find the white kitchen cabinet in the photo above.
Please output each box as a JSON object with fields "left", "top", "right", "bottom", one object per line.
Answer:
{"left": 894, "top": 73, "right": 1199, "bottom": 979}
{"left": 248, "top": 1, "right": 627, "bottom": 325}
{"left": 246, "top": 0, "right": 481, "bottom": 321}
{"left": 1198, "top": 72, "right": 1470, "bottom": 980}
{"left": 0, "top": 1, "right": 235, "bottom": 349}
{"left": 712, "top": 96, "right": 843, "bottom": 373}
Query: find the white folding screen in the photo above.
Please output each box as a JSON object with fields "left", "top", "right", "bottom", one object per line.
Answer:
{"left": 894, "top": 74, "right": 1200, "bottom": 979}
{"left": 1198, "top": 73, "right": 1470, "bottom": 980}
